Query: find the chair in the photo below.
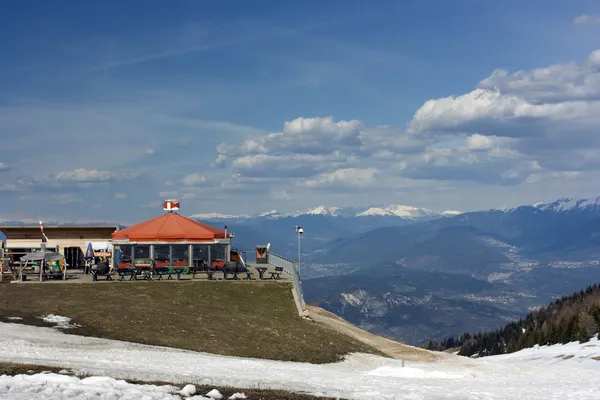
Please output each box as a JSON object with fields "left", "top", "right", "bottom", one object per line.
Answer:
{"left": 269, "top": 266, "right": 284, "bottom": 280}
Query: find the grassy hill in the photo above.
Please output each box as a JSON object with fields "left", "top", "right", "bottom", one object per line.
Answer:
{"left": 0, "top": 281, "right": 381, "bottom": 363}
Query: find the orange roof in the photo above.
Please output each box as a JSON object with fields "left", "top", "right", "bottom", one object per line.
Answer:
{"left": 112, "top": 213, "right": 230, "bottom": 243}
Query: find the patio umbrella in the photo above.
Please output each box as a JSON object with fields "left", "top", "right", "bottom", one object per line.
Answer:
{"left": 84, "top": 242, "right": 94, "bottom": 260}
{"left": 20, "top": 248, "right": 64, "bottom": 282}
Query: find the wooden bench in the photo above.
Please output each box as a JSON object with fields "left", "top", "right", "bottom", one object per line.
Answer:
{"left": 153, "top": 267, "right": 184, "bottom": 280}
{"left": 91, "top": 271, "right": 113, "bottom": 281}
{"left": 269, "top": 266, "right": 284, "bottom": 280}
{"left": 117, "top": 268, "right": 135, "bottom": 281}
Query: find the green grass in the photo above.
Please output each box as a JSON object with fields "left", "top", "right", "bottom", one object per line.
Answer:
{"left": 0, "top": 281, "right": 381, "bottom": 363}
{"left": 0, "top": 362, "right": 338, "bottom": 400}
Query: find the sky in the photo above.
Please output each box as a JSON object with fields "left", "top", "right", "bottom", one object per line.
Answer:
{"left": 2, "top": 0, "right": 600, "bottom": 223}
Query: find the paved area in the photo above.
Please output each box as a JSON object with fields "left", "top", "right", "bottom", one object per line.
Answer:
{"left": 4, "top": 264, "right": 291, "bottom": 284}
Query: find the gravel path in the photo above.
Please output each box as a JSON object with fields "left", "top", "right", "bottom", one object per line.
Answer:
{"left": 306, "top": 306, "right": 442, "bottom": 362}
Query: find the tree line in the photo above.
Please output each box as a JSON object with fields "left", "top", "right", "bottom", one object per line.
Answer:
{"left": 426, "top": 283, "right": 600, "bottom": 357}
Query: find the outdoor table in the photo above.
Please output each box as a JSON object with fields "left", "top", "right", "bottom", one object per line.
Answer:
{"left": 255, "top": 267, "right": 268, "bottom": 279}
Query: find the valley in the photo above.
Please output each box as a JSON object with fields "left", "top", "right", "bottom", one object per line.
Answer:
{"left": 193, "top": 196, "right": 600, "bottom": 345}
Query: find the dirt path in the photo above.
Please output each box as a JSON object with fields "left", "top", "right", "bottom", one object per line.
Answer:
{"left": 306, "top": 306, "right": 442, "bottom": 362}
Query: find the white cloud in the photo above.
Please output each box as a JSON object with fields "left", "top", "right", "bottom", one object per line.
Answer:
{"left": 145, "top": 149, "right": 156, "bottom": 155}
{"left": 269, "top": 189, "right": 292, "bottom": 201}
{"left": 159, "top": 191, "right": 179, "bottom": 198}
{"left": 300, "top": 168, "right": 377, "bottom": 188}
{"left": 50, "top": 194, "right": 84, "bottom": 204}
{"left": 526, "top": 170, "right": 582, "bottom": 184}
{"left": 180, "top": 173, "right": 207, "bottom": 186}
{"left": 53, "top": 168, "right": 122, "bottom": 183}
{"left": 573, "top": 14, "right": 600, "bottom": 26}
{"left": 212, "top": 50, "right": 600, "bottom": 193}
{"left": 0, "top": 184, "right": 21, "bottom": 192}
{"left": 115, "top": 193, "right": 128, "bottom": 199}
{"left": 2, "top": 168, "right": 137, "bottom": 192}
{"left": 0, "top": 162, "right": 9, "bottom": 171}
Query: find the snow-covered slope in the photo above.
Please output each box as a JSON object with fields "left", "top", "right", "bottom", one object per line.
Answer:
{"left": 0, "top": 322, "right": 599, "bottom": 400}
{"left": 189, "top": 212, "right": 250, "bottom": 220}
{"left": 192, "top": 205, "right": 462, "bottom": 221}
{"left": 485, "top": 335, "right": 600, "bottom": 371}
{"left": 533, "top": 196, "right": 600, "bottom": 214}
{"left": 282, "top": 205, "right": 347, "bottom": 217}
{"left": 356, "top": 205, "right": 440, "bottom": 219}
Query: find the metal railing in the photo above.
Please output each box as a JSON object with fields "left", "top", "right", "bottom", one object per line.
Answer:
{"left": 268, "top": 252, "right": 306, "bottom": 312}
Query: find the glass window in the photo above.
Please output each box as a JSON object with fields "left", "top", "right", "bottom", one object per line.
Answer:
{"left": 192, "top": 244, "right": 209, "bottom": 267}
{"left": 116, "top": 245, "right": 132, "bottom": 268}
{"left": 154, "top": 245, "right": 170, "bottom": 267}
{"left": 117, "top": 245, "right": 132, "bottom": 261}
{"left": 212, "top": 244, "right": 227, "bottom": 261}
{"left": 134, "top": 245, "right": 150, "bottom": 259}
{"left": 171, "top": 244, "right": 189, "bottom": 267}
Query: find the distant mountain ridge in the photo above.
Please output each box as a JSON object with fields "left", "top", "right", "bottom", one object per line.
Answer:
{"left": 191, "top": 204, "right": 462, "bottom": 221}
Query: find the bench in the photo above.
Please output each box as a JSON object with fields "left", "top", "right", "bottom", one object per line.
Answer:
{"left": 269, "top": 266, "right": 284, "bottom": 280}
{"left": 134, "top": 266, "right": 153, "bottom": 280}
{"left": 117, "top": 268, "right": 135, "bottom": 281}
{"left": 153, "top": 267, "right": 184, "bottom": 280}
{"left": 91, "top": 270, "right": 113, "bottom": 281}
{"left": 223, "top": 263, "right": 254, "bottom": 280}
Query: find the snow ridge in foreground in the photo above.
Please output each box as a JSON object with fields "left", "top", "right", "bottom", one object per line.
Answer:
{"left": 0, "top": 373, "right": 241, "bottom": 400}
{"left": 0, "top": 322, "right": 599, "bottom": 399}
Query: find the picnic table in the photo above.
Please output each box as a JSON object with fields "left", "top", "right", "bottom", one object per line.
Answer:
{"left": 255, "top": 267, "right": 268, "bottom": 280}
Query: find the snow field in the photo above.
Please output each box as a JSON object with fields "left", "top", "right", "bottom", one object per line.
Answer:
{"left": 0, "top": 322, "right": 598, "bottom": 399}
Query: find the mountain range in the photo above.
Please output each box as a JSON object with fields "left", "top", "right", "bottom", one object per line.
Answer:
{"left": 191, "top": 204, "right": 462, "bottom": 220}
{"left": 3, "top": 196, "right": 600, "bottom": 345}
{"left": 194, "top": 196, "right": 600, "bottom": 345}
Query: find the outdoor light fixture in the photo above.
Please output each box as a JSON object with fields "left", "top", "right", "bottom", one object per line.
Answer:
{"left": 295, "top": 226, "right": 303, "bottom": 276}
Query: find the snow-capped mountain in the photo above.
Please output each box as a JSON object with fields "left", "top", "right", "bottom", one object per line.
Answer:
{"left": 533, "top": 196, "right": 600, "bottom": 214}
{"left": 282, "top": 206, "right": 347, "bottom": 218}
{"left": 192, "top": 205, "right": 462, "bottom": 221}
{"left": 356, "top": 205, "right": 441, "bottom": 219}
{"left": 189, "top": 212, "right": 251, "bottom": 220}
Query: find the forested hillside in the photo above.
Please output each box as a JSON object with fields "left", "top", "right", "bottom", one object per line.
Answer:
{"left": 427, "top": 283, "right": 600, "bottom": 357}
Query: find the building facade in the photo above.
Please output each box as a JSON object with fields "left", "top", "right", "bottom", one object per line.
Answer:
{"left": 0, "top": 224, "right": 120, "bottom": 267}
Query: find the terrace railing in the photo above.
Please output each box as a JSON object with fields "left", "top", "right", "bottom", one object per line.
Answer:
{"left": 268, "top": 252, "right": 306, "bottom": 313}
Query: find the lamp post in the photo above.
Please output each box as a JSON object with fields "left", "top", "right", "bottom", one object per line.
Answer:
{"left": 295, "top": 225, "right": 303, "bottom": 276}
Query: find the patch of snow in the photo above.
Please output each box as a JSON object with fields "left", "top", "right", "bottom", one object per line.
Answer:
{"left": 533, "top": 196, "right": 600, "bottom": 213}
{"left": 228, "top": 393, "right": 247, "bottom": 400}
{"left": 40, "top": 314, "right": 80, "bottom": 329}
{"left": 206, "top": 388, "right": 223, "bottom": 399}
{"left": 366, "top": 366, "right": 464, "bottom": 379}
{"left": 190, "top": 213, "right": 249, "bottom": 220}
{"left": 442, "top": 210, "right": 463, "bottom": 216}
{"left": 486, "top": 334, "right": 600, "bottom": 371}
{"left": 6, "top": 317, "right": 22, "bottom": 321}
{"left": 0, "top": 373, "right": 211, "bottom": 399}
{"left": 283, "top": 205, "right": 344, "bottom": 217}
{"left": 258, "top": 210, "right": 280, "bottom": 218}
{"left": 356, "top": 205, "right": 439, "bottom": 219}
{"left": 180, "top": 383, "right": 197, "bottom": 397}
{"left": 0, "top": 322, "right": 599, "bottom": 399}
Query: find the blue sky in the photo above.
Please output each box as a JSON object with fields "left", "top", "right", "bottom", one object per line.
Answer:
{"left": 2, "top": 0, "right": 600, "bottom": 223}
